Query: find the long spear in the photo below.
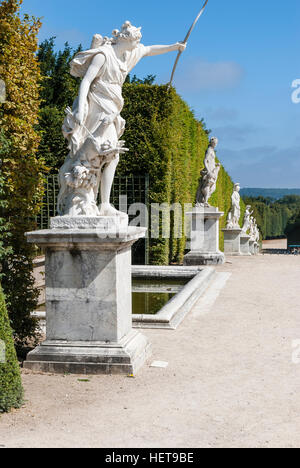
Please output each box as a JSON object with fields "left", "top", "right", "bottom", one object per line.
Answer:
{"left": 167, "top": 0, "right": 209, "bottom": 90}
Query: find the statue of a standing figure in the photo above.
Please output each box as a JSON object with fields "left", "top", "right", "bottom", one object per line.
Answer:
{"left": 196, "top": 137, "right": 221, "bottom": 207}
{"left": 249, "top": 216, "right": 256, "bottom": 240}
{"left": 242, "top": 205, "right": 253, "bottom": 233}
{"left": 254, "top": 221, "right": 260, "bottom": 242}
{"left": 226, "top": 183, "right": 241, "bottom": 229}
{"left": 58, "top": 22, "right": 186, "bottom": 217}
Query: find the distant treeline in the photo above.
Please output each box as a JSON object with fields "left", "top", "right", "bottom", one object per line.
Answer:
{"left": 285, "top": 208, "right": 300, "bottom": 245}
{"left": 241, "top": 188, "right": 300, "bottom": 200}
{"left": 242, "top": 195, "right": 300, "bottom": 239}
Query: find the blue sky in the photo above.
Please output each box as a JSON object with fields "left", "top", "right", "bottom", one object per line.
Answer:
{"left": 20, "top": 0, "right": 300, "bottom": 188}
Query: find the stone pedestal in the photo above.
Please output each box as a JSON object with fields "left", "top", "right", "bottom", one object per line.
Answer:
{"left": 254, "top": 242, "right": 260, "bottom": 255}
{"left": 24, "top": 217, "right": 151, "bottom": 375}
{"left": 222, "top": 228, "right": 243, "bottom": 256}
{"left": 184, "top": 207, "right": 225, "bottom": 266}
{"left": 240, "top": 232, "right": 251, "bottom": 256}
{"left": 249, "top": 239, "right": 255, "bottom": 255}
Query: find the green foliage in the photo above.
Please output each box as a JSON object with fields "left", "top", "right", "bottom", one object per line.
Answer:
{"left": 120, "top": 84, "right": 241, "bottom": 264}
{"left": 126, "top": 74, "right": 156, "bottom": 85}
{"left": 285, "top": 208, "right": 300, "bottom": 246}
{"left": 37, "top": 38, "right": 82, "bottom": 109}
{"left": 0, "top": 0, "right": 45, "bottom": 344}
{"left": 0, "top": 285, "right": 23, "bottom": 413}
{"left": 36, "top": 38, "right": 82, "bottom": 171}
{"left": 243, "top": 195, "right": 300, "bottom": 239}
{"left": 0, "top": 131, "right": 12, "bottom": 262}
{"left": 37, "top": 105, "right": 69, "bottom": 172}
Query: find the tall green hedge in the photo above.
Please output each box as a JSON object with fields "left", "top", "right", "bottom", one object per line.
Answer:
{"left": 0, "top": 0, "right": 45, "bottom": 345}
{"left": 120, "top": 84, "right": 244, "bottom": 264}
{"left": 0, "top": 286, "right": 23, "bottom": 413}
{"left": 285, "top": 208, "right": 300, "bottom": 245}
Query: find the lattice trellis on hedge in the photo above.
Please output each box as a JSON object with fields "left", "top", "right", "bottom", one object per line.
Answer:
{"left": 36, "top": 174, "right": 150, "bottom": 265}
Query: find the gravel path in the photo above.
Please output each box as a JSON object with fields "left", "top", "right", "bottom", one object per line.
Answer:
{"left": 0, "top": 254, "right": 300, "bottom": 448}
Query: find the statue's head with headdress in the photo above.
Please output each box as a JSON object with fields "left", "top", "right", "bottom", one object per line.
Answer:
{"left": 210, "top": 137, "right": 218, "bottom": 148}
{"left": 112, "top": 21, "right": 142, "bottom": 50}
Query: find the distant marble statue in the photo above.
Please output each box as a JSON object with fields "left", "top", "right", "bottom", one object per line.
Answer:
{"left": 226, "top": 183, "right": 241, "bottom": 229}
{"left": 254, "top": 222, "right": 260, "bottom": 243}
{"left": 242, "top": 205, "right": 253, "bottom": 233}
{"left": 249, "top": 216, "right": 256, "bottom": 240}
{"left": 58, "top": 22, "right": 186, "bottom": 217}
{"left": 196, "top": 137, "right": 221, "bottom": 207}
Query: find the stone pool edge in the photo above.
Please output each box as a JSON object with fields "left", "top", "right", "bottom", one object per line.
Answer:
{"left": 132, "top": 266, "right": 216, "bottom": 330}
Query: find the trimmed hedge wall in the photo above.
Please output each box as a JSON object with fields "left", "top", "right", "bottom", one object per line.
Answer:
{"left": 119, "top": 84, "right": 245, "bottom": 264}
{"left": 0, "top": 286, "right": 23, "bottom": 413}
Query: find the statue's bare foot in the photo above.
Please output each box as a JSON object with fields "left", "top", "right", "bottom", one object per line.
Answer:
{"left": 99, "top": 203, "right": 127, "bottom": 218}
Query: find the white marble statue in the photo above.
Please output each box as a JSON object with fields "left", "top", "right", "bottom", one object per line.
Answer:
{"left": 196, "top": 137, "right": 221, "bottom": 207}
{"left": 254, "top": 222, "right": 260, "bottom": 243}
{"left": 249, "top": 216, "right": 256, "bottom": 240}
{"left": 57, "top": 22, "right": 186, "bottom": 217}
{"left": 242, "top": 205, "right": 253, "bottom": 233}
{"left": 226, "top": 183, "right": 241, "bottom": 229}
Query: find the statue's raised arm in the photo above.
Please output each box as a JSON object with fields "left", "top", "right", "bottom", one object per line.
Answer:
{"left": 58, "top": 21, "right": 186, "bottom": 218}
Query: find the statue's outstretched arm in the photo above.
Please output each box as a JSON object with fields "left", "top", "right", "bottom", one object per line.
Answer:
{"left": 145, "top": 43, "right": 186, "bottom": 57}
{"left": 75, "top": 53, "right": 106, "bottom": 125}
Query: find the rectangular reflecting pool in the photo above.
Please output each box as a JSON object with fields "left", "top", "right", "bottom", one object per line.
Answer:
{"left": 132, "top": 266, "right": 216, "bottom": 329}
{"left": 132, "top": 278, "right": 189, "bottom": 316}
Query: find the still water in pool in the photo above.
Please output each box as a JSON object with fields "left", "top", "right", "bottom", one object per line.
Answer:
{"left": 132, "top": 278, "right": 188, "bottom": 315}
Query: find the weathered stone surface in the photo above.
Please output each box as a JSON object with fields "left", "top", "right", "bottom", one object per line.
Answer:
{"left": 25, "top": 225, "right": 150, "bottom": 375}
{"left": 24, "top": 330, "right": 151, "bottom": 375}
{"left": 50, "top": 215, "right": 128, "bottom": 230}
{"left": 184, "top": 207, "right": 225, "bottom": 266}
{"left": 249, "top": 239, "right": 255, "bottom": 255}
{"left": 222, "top": 228, "right": 243, "bottom": 256}
{"left": 26, "top": 226, "right": 146, "bottom": 250}
{"left": 254, "top": 242, "right": 260, "bottom": 255}
{"left": 240, "top": 232, "right": 251, "bottom": 256}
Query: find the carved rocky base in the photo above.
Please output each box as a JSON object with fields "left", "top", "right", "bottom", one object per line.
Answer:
{"left": 184, "top": 207, "right": 225, "bottom": 266}
{"left": 24, "top": 219, "right": 150, "bottom": 375}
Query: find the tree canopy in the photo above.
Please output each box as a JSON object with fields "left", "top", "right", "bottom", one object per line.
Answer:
{"left": 0, "top": 0, "right": 45, "bottom": 344}
{"left": 242, "top": 195, "right": 300, "bottom": 239}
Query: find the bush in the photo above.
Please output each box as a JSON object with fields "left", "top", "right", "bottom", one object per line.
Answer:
{"left": 0, "top": 0, "right": 45, "bottom": 345}
{"left": 0, "top": 286, "right": 23, "bottom": 413}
